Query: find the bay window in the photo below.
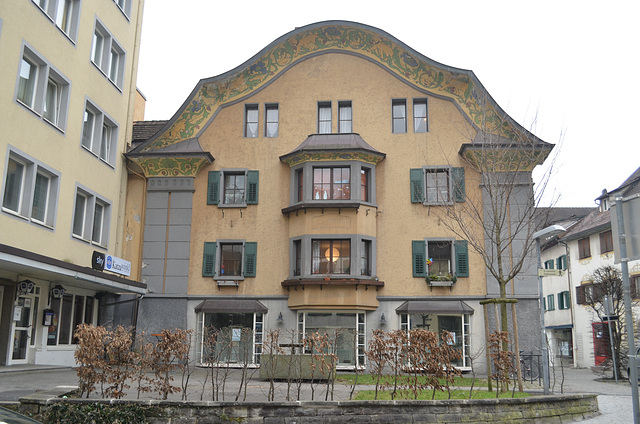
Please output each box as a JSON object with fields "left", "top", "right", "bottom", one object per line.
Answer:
{"left": 312, "top": 239, "right": 350, "bottom": 275}
{"left": 313, "top": 167, "right": 350, "bottom": 200}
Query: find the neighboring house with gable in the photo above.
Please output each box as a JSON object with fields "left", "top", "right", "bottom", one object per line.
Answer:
{"left": 540, "top": 167, "right": 640, "bottom": 369}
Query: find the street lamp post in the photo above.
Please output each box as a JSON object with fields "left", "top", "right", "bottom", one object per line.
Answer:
{"left": 533, "top": 224, "right": 566, "bottom": 395}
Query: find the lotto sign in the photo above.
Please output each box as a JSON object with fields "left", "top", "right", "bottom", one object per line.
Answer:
{"left": 105, "top": 254, "right": 131, "bottom": 277}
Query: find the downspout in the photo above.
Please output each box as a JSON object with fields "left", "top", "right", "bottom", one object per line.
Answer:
{"left": 560, "top": 240, "right": 577, "bottom": 368}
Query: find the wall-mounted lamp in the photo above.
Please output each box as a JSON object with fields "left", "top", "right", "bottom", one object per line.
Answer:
{"left": 51, "top": 284, "right": 66, "bottom": 300}
{"left": 276, "top": 312, "right": 284, "bottom": 323}
{"left": 380, "top": 313, "right": 387, "bottom": 324}
{"left": 17, "top": 279, "right": 35, "bottom": 296}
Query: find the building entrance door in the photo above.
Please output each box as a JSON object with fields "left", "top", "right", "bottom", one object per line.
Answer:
{"left": 11, "top": 295, "right": 37, "bottom": 363}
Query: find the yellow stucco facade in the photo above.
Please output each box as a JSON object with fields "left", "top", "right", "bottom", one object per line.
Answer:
{"left": 126, "top": 21, "right": 552, "bottom": 371}
{"left": 0, "top": 1, "right": 145, "bottom": 366}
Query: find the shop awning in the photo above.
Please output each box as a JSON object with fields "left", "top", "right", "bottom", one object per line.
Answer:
{"left": 395, "top": 300, "right": 474, "bottom": 315}
{"left": 546, "top": 324, "right": 573, "bottom": 330}
{"left": 195, "top": 299, "right": 268, "bottom": 314}
{"left": 0, "top": 243, "right": 146, "bottom": 295}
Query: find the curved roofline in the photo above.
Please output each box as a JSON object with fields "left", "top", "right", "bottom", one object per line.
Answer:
{"left": 131, "top": 20, "right": 550, "bottom": 156}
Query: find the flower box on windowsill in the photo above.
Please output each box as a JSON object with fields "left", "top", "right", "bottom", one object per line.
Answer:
{"left": 426, "top": 274, "right": 457, "bottom": 287}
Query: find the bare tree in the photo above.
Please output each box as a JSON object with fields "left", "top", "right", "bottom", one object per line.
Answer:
{"left": 579, "top": 265, "right": 638, "bottom": 379}
{"left": 435, "top": 114, "right": 558, "bottom": 342}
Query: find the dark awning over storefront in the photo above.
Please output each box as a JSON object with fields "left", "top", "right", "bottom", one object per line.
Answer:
{"left": 546, "top": 324, "right": 573, "bottom": 330}
{"left": 395, "top": 300, "right": 475, "bottom": 315}
{"left": 195, "top": 299, "right": 268, "bottom": 314}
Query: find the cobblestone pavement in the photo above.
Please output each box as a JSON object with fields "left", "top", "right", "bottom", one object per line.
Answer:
{"left": 0, "top": 364, "right": 637, "bottom": 422}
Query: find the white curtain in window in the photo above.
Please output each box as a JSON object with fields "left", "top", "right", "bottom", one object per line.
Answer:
{"left": 339, "top": 105, "right": 352, "bottom": 133}
{"left": 318, "top": 106, "right": 331, "bottom": 133}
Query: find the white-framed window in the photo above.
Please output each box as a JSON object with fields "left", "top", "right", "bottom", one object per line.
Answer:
{"left": 1, "top": 148, "right": 60, "bottom": 228}
{"left": 71, "top": 185, "right": 111, "bottom": 247}
{"left": 15, "top": 44, "right": 70, "bottom": 130}
{"left": 318, "top": 101, "right": 332, "bottom": 134}
{"left": 413, "top": 98, "right": 428, "bottom": 133}
{"left": 207, "top": 169, "right": 259, "bottom": 207}
{"left": 81, "top": 99, "right": 118, "bottom": 166}
{"left": 410, "top": 166, "right": 466, "bottom": 205}
{"left": 244, "top": 104, "right": 258, "bottom": 138}
{"left": 298, "top": 311, "right": 366, "bottom": 368}
{"left": 114, "top": 0, "right": 132, "bottom": 18}
{"left": 202, "top": 240, "right": 258, "bottom": 281}
{"left": 265, "top": 103, "right": 279, "bottom": 138}
{"left": 196, "top": 311, "right": 263, "bottom": 366}
{"left": 338, "top": 101, "right": 352, "bottom": 133}
{"left": 392, "top": 99, "right": 407, "bottom": 133}
{"left": 91, "top": 20, "right": 126, "bottom": 89}
{"left": 400, "top": 313, "right": 471, "bottom": 369}
{"left": 412, "top": 238, "right": 469, "bottom": 279}
{"left": 33, "top": 0, "right": 81, "bottom": 42}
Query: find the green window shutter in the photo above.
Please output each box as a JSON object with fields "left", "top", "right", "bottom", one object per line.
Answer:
{"left": 558, "top": 292, "right": 563, "bottom": 309}
{"left": 543, "top": 297, "right": 546, "bottom": 311}
{"left": 410, "top": 168, "right": 424, "bottom": 203}
{"left": 561, "top": 255, "right": 567, "bottom": 270}
{"left": 202, "top": 242, "right": 217, "bottom": 277}
{"left": 412, "top": 240, "right": 426, "bottom": 277}
{"left": 246, "top": 170, "right": 259, "bottom": 204}
{"left": 207, "top": 171, "right": 220, "bottom": 205}
{"left": 452, "top": 167, "right": 465, "bottom": 202}
{"left": 244, "top": 242, "right": 257, "bottom": 277}
{"left": 556, "top": 257, "right": 561, "bottom": 270}
{"left": 455, "top": 240, "right": 469, "bottom": 277}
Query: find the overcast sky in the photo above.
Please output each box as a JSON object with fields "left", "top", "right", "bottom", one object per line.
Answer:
{"left": 136, "top": 0, "right": 639, "bottom": 208}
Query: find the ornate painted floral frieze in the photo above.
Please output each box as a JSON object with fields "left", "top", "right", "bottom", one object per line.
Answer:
{"left": 143, "top": 23, "right": 527, "bottom": 154}
{"left": 134, "top": 157, "right": 211, "bottom": 177}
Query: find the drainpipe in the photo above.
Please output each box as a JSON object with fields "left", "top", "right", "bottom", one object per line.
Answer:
{"left": 559, "top": 241, "right": 577, "bottom": 368}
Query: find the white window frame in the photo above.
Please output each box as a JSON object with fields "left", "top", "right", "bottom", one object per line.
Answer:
{"left": 264, "top": 103, "right": 279, "bottom": 138}
{"left": 318, "top": 101, "right": 332, "bottom": 134}
{"left": 1, "top": 147, "right": 60, "bottom": 228}
{"left": 297, "top": 311, "right": 366, "bottom": 369}
{"left": 215, "top": 240, "right": 246, "bottom": 281}
{"left": 91, "top": 19, "right": 126, "bottom": 89}
{"left": 71, "top": 184, "right": 111, "bottom": 247}
{"left": 392, "top": 99, "right": 407, "bottom": 133}
{"left": 426, "top": 238, "right": 455, "bottom": 276}
{"left": 338, "top": 100, "right": 352, "bottom": 133}
{"left": 244, "top": 104, "right": 258, "bottom": 138}
{"left": 81, "top": 99, "right": 118, "bottom": 166}
{"left": 424, "top": 166, "right": 453, "bottom": 205}
{"left": 400, "top": 312, "right": 471, "bottom": 370}
{"left": 114, "top": 0, "right": 132, "bottom": 18}
{"left": 15, "top": 44, "right": 70, "bottom": 131}
{"left": 32, "top": 0, "right": 81, "bottom": 42}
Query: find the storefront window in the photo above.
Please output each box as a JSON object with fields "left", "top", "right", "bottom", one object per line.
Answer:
{"left": 198, "top": 312, "right": 263, "bottom": 365}
{"left": 47, "top": 293, "right": 95, "bottom": 346}
{"left": 298, "top": 312, "right": 365, "bottom": 367}
{"left": 401, "top": 313, "right": 471, "bottom": 368}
